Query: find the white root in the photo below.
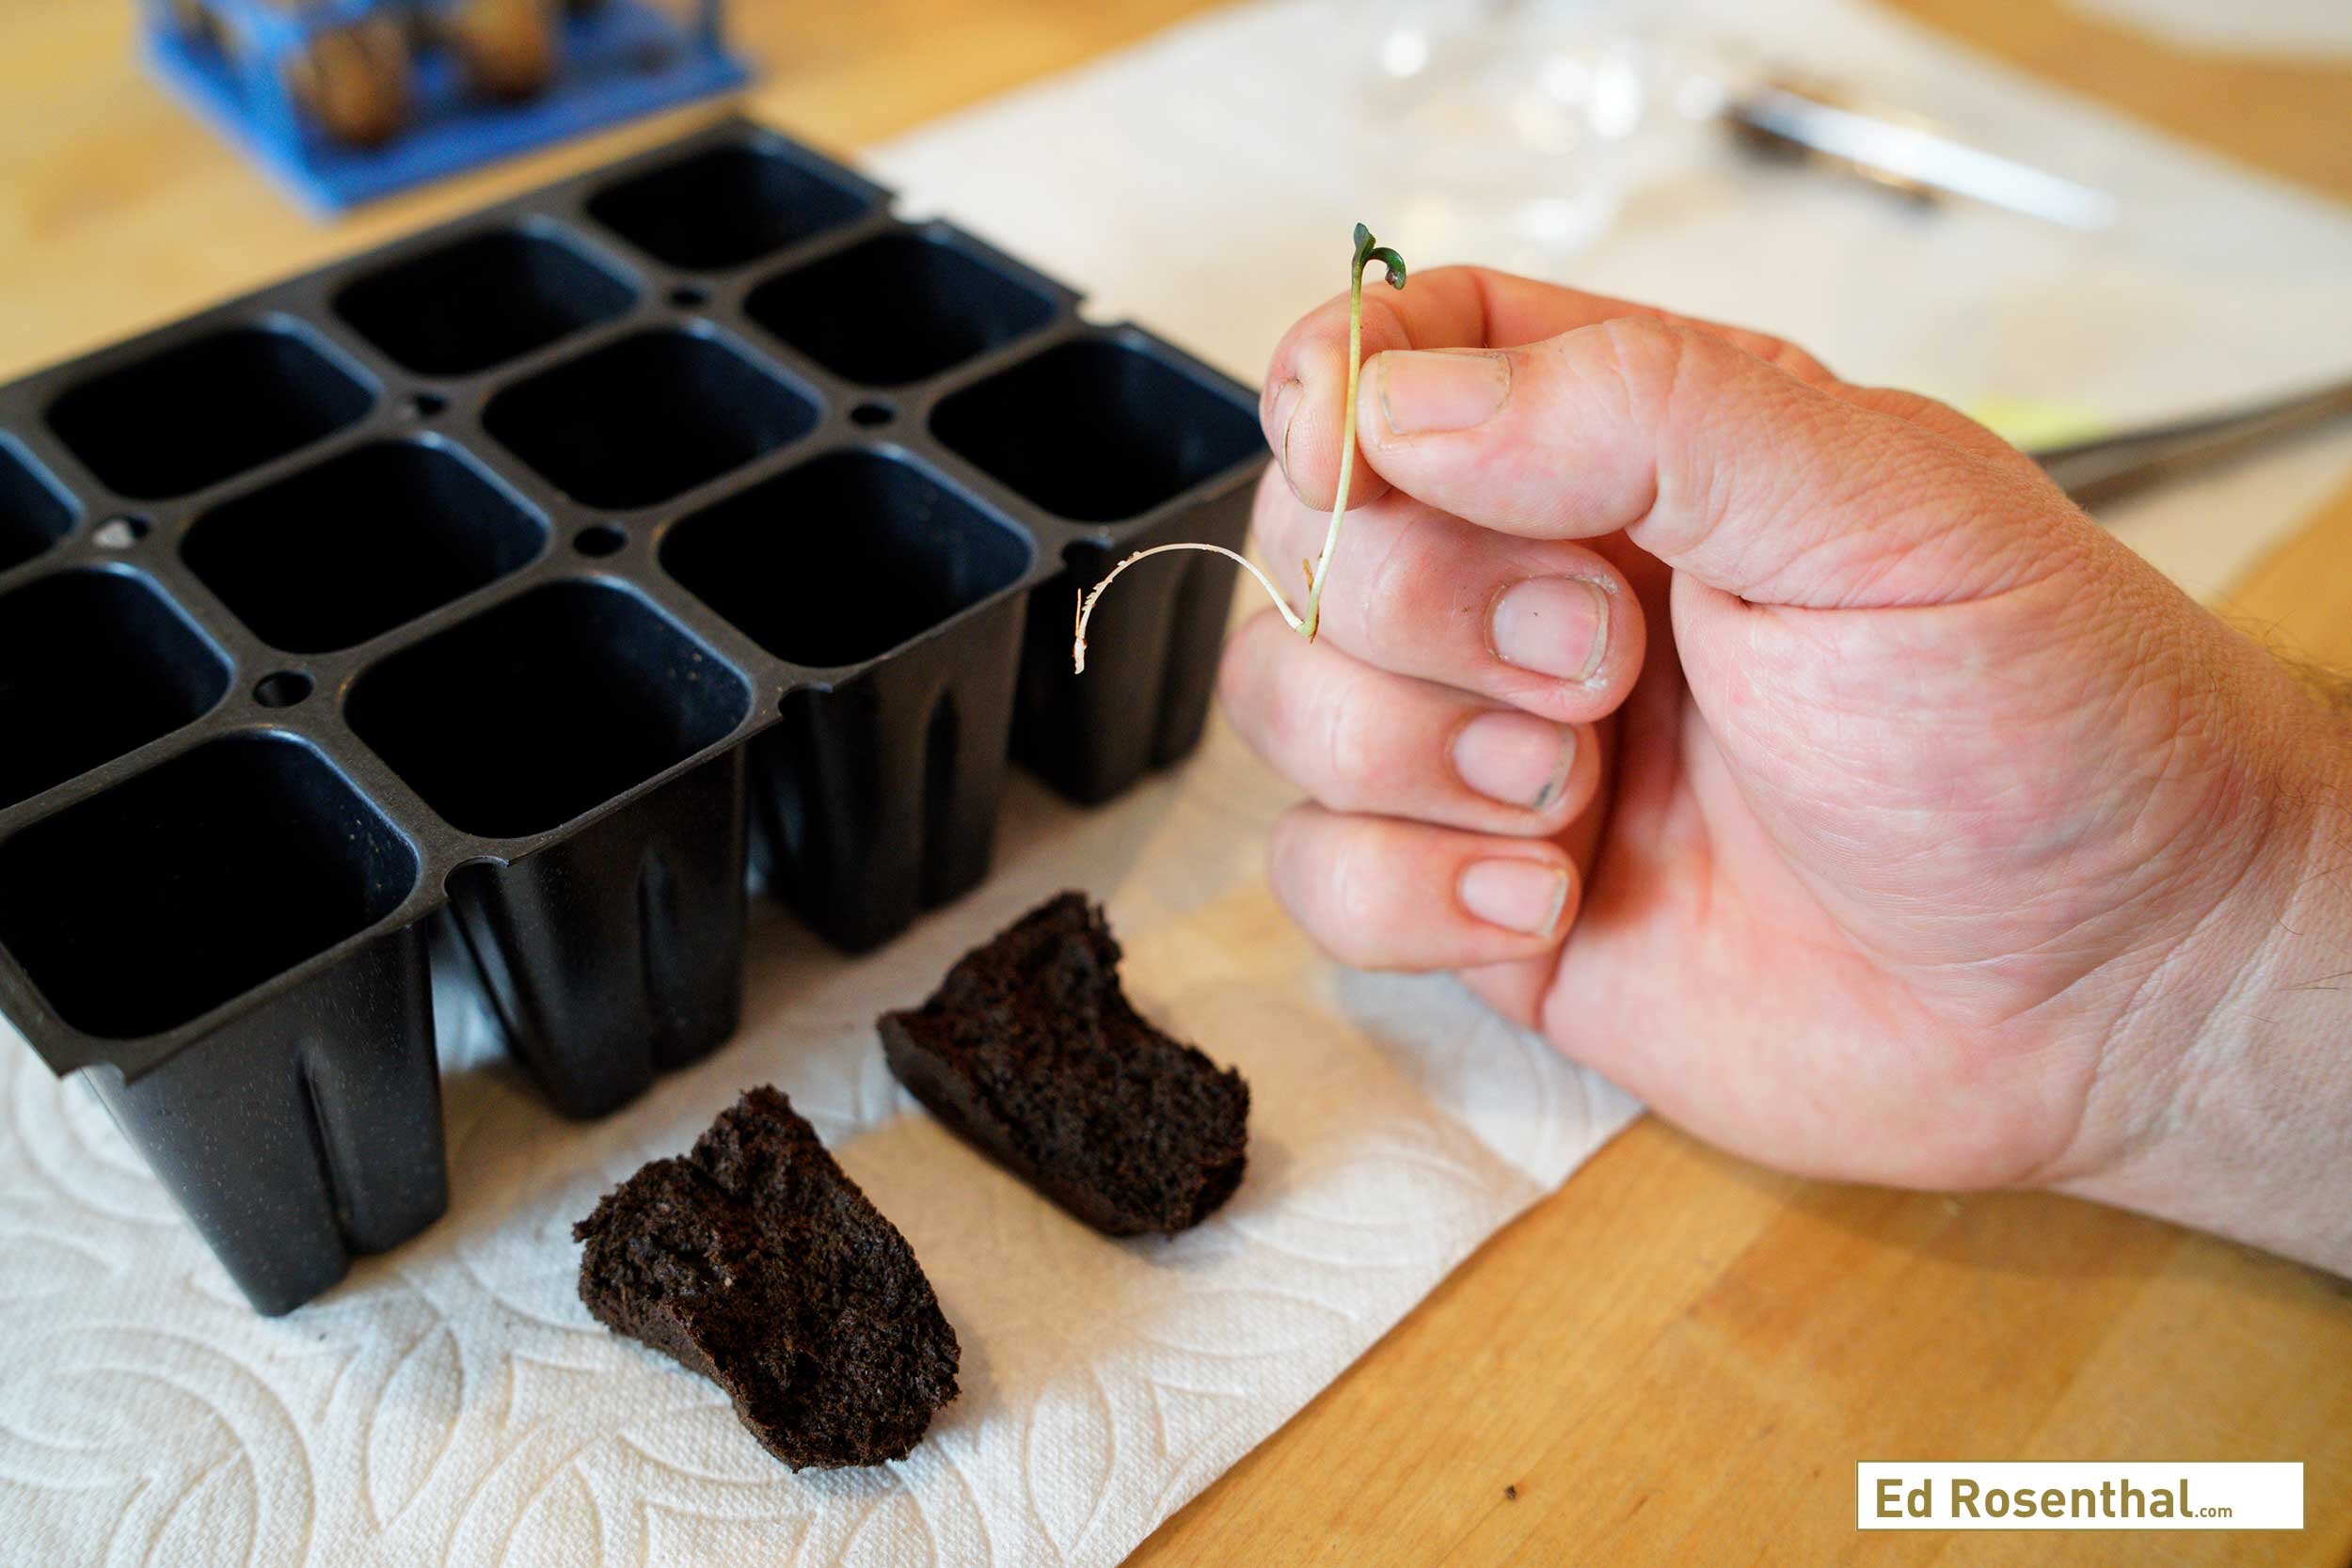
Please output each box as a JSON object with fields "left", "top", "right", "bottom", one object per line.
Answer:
{"left": 1073, "top": 543, "right": 1304, "bottom": 673}
{"left": 1072, "top": 224, "right": 1402, "bottom": 676}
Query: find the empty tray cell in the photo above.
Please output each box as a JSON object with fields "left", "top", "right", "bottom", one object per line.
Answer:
{"left": 0, "top": 441, "right": 73, "bottom": 571}
{"left": 933, "top": 339, "right": 1262, "bottom": 522}
{"left": 0, "top": 569, "right": 230, "bottom": 810}
{"left": 484, "top": 329, "right": 815, "bottom": 508}
{"left": 185, "top": 441, "right": 546, "bottom": 652}
{"left": 348, "top": 579, "right": 750, "bottom": 838}
{"left": 746, "top": 232, "right": 1055, "bottom": 388}
{"left": 662, "top": 451, "right": 1032, "bottom": 666}
{"left": 335, "top": 228, "right": 637, "bottom": 376}
{"left": 586, "top": 143, "right": 868, "bottom": 270}
{"left": 0, "top": 734, "right": 417, "bottom": 1039}
{"left": 47, "top": 325, "right": 373, "bottom": 499}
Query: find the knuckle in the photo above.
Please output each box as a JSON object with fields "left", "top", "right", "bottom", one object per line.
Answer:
{"left": 1594, "top": 315, "right": 1694, "bottom": 430}
{"left": 1348, "top": 511, "right": 1447, "bottom": 660}
{"left": 1854, "top": 387, "right": 2026, "bottom": 464}
{"left": 1265, "top": 809, "right": 1361, "bottom": 960}
{"left": 1215, "top": 627, "right": 1261, "bottom": 719}
{"left": 1264, "top": 806, "right": 1313, "bottom": 896}
{"left": 1660, "top": 309, "right": 1834, "bottom": 386}
{"left": 1217, "top": 608, "right": 1286, "bottom": 705}
{"left": 1740, "top": 330, "right": 1832, "bottom": 385}
{"left": 1314, "top": 667, "right": 1388, "bottom": 806}
{"left": 1222, "top": 620, "right": 1314, "bottom": 772}
{"left": 1313, "top": 821, "right": 1391, "bottom": 966}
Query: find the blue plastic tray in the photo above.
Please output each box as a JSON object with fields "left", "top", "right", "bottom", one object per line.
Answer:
{"left": 144, "top": 0, "right": 750, "bottom": 214}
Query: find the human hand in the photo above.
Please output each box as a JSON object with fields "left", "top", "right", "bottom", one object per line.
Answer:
{"left": 1219, "top": 267, "right": 2352, "bottom": 1271}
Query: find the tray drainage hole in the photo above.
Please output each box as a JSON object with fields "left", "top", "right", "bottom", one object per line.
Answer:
{"left": 850, "top": 401, "right": 894, "bottom": 428}
{"left": 669, "top": 284, "right": 709, "bottom": 309}
{"left": 253, "top": 671, "right": 313, "bottom": 708}
{"left": 409, "top": 390, "right": 448, "bottom": 419}
{"left": 575, "top": 524, "right": 628, "bottom": 558}
{"left": 92, "top": 515, "right": 151, "bottom": 549}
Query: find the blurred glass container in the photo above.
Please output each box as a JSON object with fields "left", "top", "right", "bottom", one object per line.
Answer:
{"left": 1357, "top": 0, "right": 1711, "bottom": 271}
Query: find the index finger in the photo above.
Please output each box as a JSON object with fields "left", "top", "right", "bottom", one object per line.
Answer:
{"left": 1261, "top": 265, "right": 1834, "bottom": 512}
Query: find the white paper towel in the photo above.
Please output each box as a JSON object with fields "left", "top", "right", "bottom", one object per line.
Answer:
{"left": 2064, "top": 0, "right": 2352, "bottom": 56}
{"left": 0, "top": 756, "right": 1638, "bottom": 1568}
{"left": 6, "top": 2, "right": 2352, "bottom": 1564}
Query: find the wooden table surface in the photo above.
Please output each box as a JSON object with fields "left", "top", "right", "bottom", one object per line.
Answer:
{"left": 4, "top": 3, "right": 2349, "bottom": 1564}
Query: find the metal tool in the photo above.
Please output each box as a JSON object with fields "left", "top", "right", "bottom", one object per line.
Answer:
{"left": 1727, "top": 81, "right": 2119, "bottom": 231}
{"left": 2029, "top": 378, "right": 2352, "bottom": 507}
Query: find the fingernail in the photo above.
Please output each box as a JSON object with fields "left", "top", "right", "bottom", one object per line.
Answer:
{"left": 1452, "top": 712, "right": 1577, "bottom": 811}
{"left": 1271, "top": 377, "right": 1305, "bottom": 499}
{"left": 1458, "top": 859, "right": 1571, "bottom": 937}
{"left": 1374, "top": 349, "right": 1509, "bottom": 436}
{"left": 1489, "top": 577, "right": 1611, "bottom": 683}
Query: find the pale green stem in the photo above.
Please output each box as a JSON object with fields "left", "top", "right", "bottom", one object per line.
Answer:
{"left": 1300, "top": 263, "right": 1369, "bottom": 642}
{"left": 1069, "top": 224, "right": 1405, "bottom": 674}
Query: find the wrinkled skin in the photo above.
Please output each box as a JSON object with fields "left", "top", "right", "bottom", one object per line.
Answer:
{"left": 1220, "top": 267, "right": 2352, "bottom": 1273}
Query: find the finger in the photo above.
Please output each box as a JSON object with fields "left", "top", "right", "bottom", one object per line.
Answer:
{"left": 1456, "top": 698, "right": 1621, "bottom": 1028}
{"left": 1263, "top": 267, "right": 1549, "bottom": 514}
{"left": 1261, "top": 265, "right": 1837, "bottom": 511}
{"left": 1352, "top": 314, "right": 2088, "bottom": 609}
{"left": 1266, "top": 805, "right": 1579, "bottom": 972}
{"left": 1219, "top": 609, "right": 1599, "bottom": 835}
{"left": 1247, "top": 466, "right": 1645, "bottom": 726}
{"left": 1460, "top": 539, "right": 1666, "bottom": 1028}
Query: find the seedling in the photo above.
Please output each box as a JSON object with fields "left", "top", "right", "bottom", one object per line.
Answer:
{"left": 1073, "top": 222, "right": 1407, "bottom": 673}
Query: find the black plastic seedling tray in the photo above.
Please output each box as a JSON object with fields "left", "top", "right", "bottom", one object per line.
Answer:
{"left": 0, "top": 119, "right": 1263, "bottom": 1315}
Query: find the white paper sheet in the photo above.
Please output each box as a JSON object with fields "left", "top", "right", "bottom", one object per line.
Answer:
{"left": 0, "top": 753, "right": 1639, "bottom": 1568}
{"left": 866, "top": 0, "right": 2352, "bottom": 603}
{"left": 6, "top": 2, "right": 2352, "bottom": 1563}
{"left": 2065, "top": 0, "right": 2352, "bottom": 56}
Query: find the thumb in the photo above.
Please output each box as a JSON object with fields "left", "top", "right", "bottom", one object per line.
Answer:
{"left": 1353, "top": 316, "right": 2083, "bottom": 610}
